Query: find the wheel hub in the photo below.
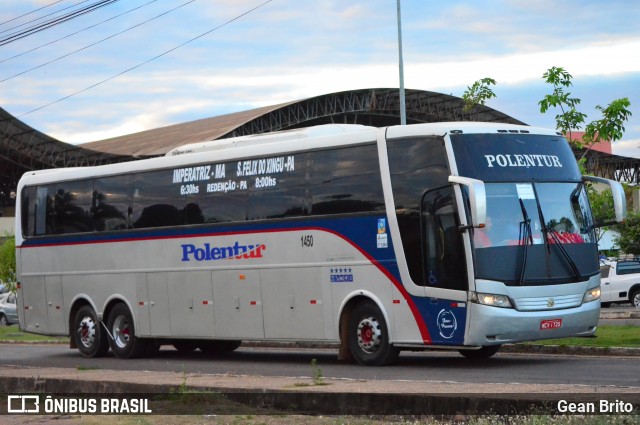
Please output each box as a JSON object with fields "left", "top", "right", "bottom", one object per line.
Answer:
{"left": 357, "top": 317, "right": 382, "bottom": 353}
{"left": 78, "top": 316, "right": 96, "bottom": 348}
{"left": 112, "top": 315, "right": 131, "bottom": 349}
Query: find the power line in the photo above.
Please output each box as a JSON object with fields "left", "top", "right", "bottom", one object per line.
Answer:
{"left": 0, "top": 0, "right": 66, "bottom": 27}
{"left": 0, "top": 0, "right": 160, "bottom": 65}
{"left": 17, "top": 0, "right": 273, "bottom": 119}
{"left": 0, "top": 0, "right": 194, "bottom": 81}
{"left": 0, "top": 0, "right": 120, "bottom": 46}
{"left": 0, "top": 0, "right": 93, "bottom": 35}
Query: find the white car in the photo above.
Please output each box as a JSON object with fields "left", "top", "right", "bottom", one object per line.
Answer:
{"left": 600, "top": 260, "right": 640, "bottom": 308}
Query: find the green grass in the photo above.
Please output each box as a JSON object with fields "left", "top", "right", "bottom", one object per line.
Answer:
{"left": 526, "top": 325, "right": 640, "bottom": 348}
{"left": 0, "top": 324, "right": 67, "bottom": 343}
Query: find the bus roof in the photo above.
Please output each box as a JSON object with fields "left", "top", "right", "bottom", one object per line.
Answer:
{"left": 18, "top": 122, "right": 560, "bottom": 187}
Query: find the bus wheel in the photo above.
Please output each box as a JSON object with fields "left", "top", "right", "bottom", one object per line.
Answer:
{"left": 199, "top": 340, "right": 242, "bottom": 354}
{"left": 348, "top": 301, "right": 399, "bottom": 366}
{"left": 106, "top": 303, "right": 147, "bottom": 359}
{"left": 459, "top": 345, "right": 501, "bottom": 359}
{"left": 73, "top": 305, "right": 109, "bottom": 358}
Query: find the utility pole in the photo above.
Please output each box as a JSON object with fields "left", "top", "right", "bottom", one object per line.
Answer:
{"left": 396, "top": 0, "right": 406, "bottom": 125}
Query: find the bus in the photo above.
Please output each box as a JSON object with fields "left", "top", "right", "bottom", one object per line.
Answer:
{"left": 15, "top": 122, "right": 626, "bottom": 366}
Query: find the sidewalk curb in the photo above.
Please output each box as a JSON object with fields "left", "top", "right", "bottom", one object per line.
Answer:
{"left": 3, "top": 339, "right": 640, "bottom": 356}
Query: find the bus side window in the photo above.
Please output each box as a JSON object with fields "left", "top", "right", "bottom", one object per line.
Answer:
{"left": 421, "top": 186, "right": 468, "bottom": 291}
{"left": 44, "top": 181, "right": 93, "bottom": 234}
{"left": 93, "top": 175, "right": 132, "bottom": 231}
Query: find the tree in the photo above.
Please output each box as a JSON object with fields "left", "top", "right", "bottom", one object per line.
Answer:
{"left": 538, "top": 67, "right": 587, "bottom": 145}
{"left": 462, "top": 77, "right": 496, "bottom": 113}
{"left": 614, "top": 210, "right": 640, "bottom": 256}
{"left": 0, "top": 234, "right": 16, "bottom": 292}
{"left": 583, "top": 97, "right": 632, "bottom": 150}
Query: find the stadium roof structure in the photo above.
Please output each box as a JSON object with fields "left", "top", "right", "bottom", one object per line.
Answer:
{"left": 2, "top": 88, "right": 639, "bottom": 209}
{"left": 80, "top": 88, "right": 526, "bottom": 157}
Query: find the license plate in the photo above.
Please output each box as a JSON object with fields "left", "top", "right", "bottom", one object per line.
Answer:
{"left": 540, "top": 319, "right": 562, "bottom": 330}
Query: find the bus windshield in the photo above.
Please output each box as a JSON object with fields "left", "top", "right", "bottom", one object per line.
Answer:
{"left": 471, "top": 181, "right": 597, "bottom": 285}
{"left": 451, "top": 133, "right": 599, "bottom": 285}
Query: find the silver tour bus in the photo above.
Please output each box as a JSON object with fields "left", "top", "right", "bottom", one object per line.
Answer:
{"left": 15, "top": 122, "right": 625, "bottom": 365}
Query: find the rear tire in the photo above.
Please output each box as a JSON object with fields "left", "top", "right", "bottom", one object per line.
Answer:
{"left": 459, "top": 345, "right": 501, "bottom": 359}
{"left": 348, "top": 301, "right": 399, "bottom": 366}
{"left": 106, "top": 303, "right": 148, "bottom": 359}
{"left": 73, "top": 305, "right": 109, "bottom": 358}
{"left": 0, "top": 314, "right": 7, "bottom": 327}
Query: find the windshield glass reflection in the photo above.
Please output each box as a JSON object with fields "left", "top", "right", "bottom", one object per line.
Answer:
{"left": 471, "top": 182, "right": 597, "bottom": 285}
{"left": 474, "top": 182, "right": 594, "bottom": 249}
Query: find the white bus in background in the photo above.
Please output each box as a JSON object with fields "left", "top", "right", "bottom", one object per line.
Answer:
{"left": 15, "top": 122, "right": 626, "bottom": 365}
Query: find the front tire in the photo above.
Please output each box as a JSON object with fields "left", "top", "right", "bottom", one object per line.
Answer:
{"left": 348, "top": 301, "right": 399, "bottom": 366}
{"left": 459, "top": 345, "right": 501, "bottom": 359}
{"left": 0, "top": 314, "right": 8, "bottom": 326}
{"left": 106, "top": 303, "right": 148, "bottom": 359}
{"left": 73, "top": 305, "right": 109, "bottom": 358}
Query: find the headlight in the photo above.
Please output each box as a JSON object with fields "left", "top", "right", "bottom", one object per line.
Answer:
{"left": 470, "top": 292, "right": 513, "bottom": 308}
{"left": 583, "top": 287, "right": 601, "bottom": 303}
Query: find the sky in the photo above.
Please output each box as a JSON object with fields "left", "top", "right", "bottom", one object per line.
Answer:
{"left": 1, "top": 0, "right": 639, "bottom": 157}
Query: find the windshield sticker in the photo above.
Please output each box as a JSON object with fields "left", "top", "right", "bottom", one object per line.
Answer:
{"left": 516, "top": 183, "right": 535, "bottom": 200}
{"left": 377, "top": 218, "right": 388, "bottom": 248}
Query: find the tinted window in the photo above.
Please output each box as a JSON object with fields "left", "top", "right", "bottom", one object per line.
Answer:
{"left": 23, "top": 144, "right": 384, "bottom": 236}
{"left": 616, "top": 261, "right": 640, "bottom": 275}
{"left": 94, "top": 175, "right": 131, "bottom": 231}
{"left": 247, "top": 153, "right": 308, "bottom": 220}
{"left": 309, "top": 145, "right": 384, "bottom": 215}
{"left": 44, "top": 180, "right": 93, "bottom": 234}
{"left": 422, "top": 186, "right": 467, "bottom": 290}
{"left": 387, "top": 137, "right": 450, "bottom": 285}
{"left": 21, "top": 186, "right": 36, "bottom": 237}
{"left": 133, "top": 169, "right": 193, "bottom": 228}
{"left": 451, "top": 133, "right": 581, "bottom": 182}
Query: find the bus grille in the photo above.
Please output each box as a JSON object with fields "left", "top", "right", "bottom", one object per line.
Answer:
{"left": 514, "top": 294, "right": 583, "bottom": 311}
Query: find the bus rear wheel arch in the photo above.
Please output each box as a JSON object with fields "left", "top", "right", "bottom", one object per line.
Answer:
{"left": 72, "top": 304, "right": 109, "bottom": 358}
{"left": 347, "top": 300, "right": 399, "bottom": 366}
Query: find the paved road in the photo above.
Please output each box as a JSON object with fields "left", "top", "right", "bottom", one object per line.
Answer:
{"left": 2, "top": 343, "right": 639, "bottom": 388}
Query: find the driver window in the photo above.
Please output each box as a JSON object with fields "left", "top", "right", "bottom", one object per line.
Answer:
{"left": 421, "top": 186, "right": 468, "bottom": 291}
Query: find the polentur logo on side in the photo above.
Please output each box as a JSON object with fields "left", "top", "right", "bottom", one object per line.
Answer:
{"left": 181, "top": 241, "right": 266, "bottom": 262}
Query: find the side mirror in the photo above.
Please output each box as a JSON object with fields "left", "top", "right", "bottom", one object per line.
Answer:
{"left": 582, "top": 176, "right": 626, "bottom": 224}
{"left": 448, "top": 176, "right": 486, "bottom": 228}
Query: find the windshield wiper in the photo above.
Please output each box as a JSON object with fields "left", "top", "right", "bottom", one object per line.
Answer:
{"left": 535, "top": 198, "right": 581, "bottom": 280}
{"left": 517, "top": 198, "right": 533, "bottom": 286}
